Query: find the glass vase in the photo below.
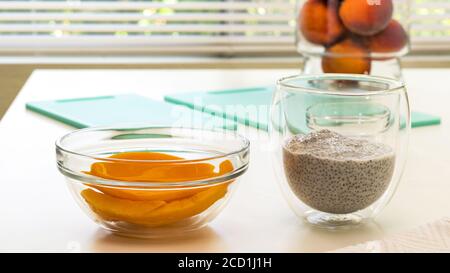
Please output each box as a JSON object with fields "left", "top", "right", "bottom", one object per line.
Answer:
{"left": 296, "top": 0, "right": 410, "bottom": 80}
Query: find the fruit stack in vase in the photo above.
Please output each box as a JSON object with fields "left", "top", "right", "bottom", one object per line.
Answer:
{"left": 298, "top": 0, "right": 409, "bottom": 75}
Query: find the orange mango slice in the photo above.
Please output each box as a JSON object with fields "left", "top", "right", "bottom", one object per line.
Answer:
{"left": 82, "top": 151, "right": 234, "bottom": 227}
{"left": 87, "top": 152, "right": 233, "bottom": 202}
{"left": 87, "top": 152, "right": 217, "bottom": 182}
{"left": 81, "top": 189, "right": 166, "bottom": 222}
{"left": 92, "top": 186, "right": 205, "bottom": 202}
{"left": 81, "top": 183, "right": 228, "bottom": 227}
{"left": 129, "top": 183, "right": 229, "bottom": 227}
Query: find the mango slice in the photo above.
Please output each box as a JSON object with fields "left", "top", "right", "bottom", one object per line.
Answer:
{"left": 82, "top": 151, "right": 235, "bottom": 227}
{"left": 92, "top": 186, "right": 206, "bottom": 202}
{"left": 88, "top": 153, "right": 234, "bottom": 202}
{"left": 130, "top": 183, "right": 229, "bottom": 227}
{"left": 82, "top": 183, "right": 229, "bottom": 227}
{"left": 81, "top": 189, "right": 166, "bottom": 222}
{"left": 87, "top": 152, "right": 216, "bottom": 182}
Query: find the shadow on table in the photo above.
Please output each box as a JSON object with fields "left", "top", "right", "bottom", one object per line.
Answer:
{"left": 89, "top": 226, "right": 228, "bottom": 252}
{"left": 286, "top": 220, "right": 386, "bottom": 253}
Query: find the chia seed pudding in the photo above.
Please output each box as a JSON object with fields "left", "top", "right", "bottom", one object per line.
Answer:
{"left": 282, "top": 130, "right": 395, "bottom": 214}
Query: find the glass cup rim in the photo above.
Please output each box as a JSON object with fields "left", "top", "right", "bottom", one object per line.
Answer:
{"left": 277, "top": 73, "right": 405, "bottom": 96}
{"left": 55, "top": 125, "right": 250, "bottom": 187}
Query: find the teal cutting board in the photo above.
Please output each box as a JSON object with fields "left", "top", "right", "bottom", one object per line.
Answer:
{"left": 164, "top": 87, "right": 441, "bottom": 131}
{"left": 26, "top": 94, "right": 237, "bottom": 130}
{"left": 165, "top": 87, "right": 274, "bottom": 131}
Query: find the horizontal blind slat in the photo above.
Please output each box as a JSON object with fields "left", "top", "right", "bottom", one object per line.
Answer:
{"left": 410, "top": 14, "right": 450, "bottom": 21}
{"left": 0, "top": 23, "right": 294, "bottom": 33}
{"left": 0, "top": 35, "right": 294, "bottom": 44}
{"left": 412, "top": 2, "right": 450, "bottom": 9}
{"left": 0, "top": 35, "right": 444, "bottom": 47}
{"left": 0, "top": 12, "right": 294, "bottom": 22}
{"left": 411, "top": 24, "right": 450, "bottom": 32}
{"left": 0, "top": 46, "right": 296, "bottom": 54}
{"left": 0, "top": 1, "right": 295, "bottom": 11}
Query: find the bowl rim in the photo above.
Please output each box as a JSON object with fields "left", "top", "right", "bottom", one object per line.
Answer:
{"left": 56, "top": 125, "right": 250, "bottom": 163}
{"left": 277, "top": 73, "right": 406, "bottom": 96}
{"left": 55, "top": 125, "right": 250, "bottom": 187}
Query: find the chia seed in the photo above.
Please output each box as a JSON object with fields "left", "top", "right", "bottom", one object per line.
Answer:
{"left": 282, "top": 129, "right": 395, "bottom": 214}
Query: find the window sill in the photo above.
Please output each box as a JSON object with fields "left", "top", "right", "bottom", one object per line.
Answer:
{"left": 0, "top": 55, "right": 448, "bottom": 69}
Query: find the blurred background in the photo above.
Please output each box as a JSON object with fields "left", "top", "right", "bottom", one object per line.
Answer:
{"left": 0, "top": 0, "right": 449, "bottom": 118}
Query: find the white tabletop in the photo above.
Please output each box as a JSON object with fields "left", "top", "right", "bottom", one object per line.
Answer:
{"left": 0, "top": 68, "right": 449, "bottom": 253}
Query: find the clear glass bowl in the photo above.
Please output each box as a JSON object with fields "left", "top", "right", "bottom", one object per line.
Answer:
{"left": 56, "top": 126, "right": 250, "bottom": 238}
{"left": 296, "top": 0, "right": 410, "bottom": 79}
{"left": 270, "top": 74, "right": 410, "bottom": 229}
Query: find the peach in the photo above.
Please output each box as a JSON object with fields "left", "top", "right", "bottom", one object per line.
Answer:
{"left": 370, "top": 20, "right": 408, "bottom": 53}
{"left": 299, "top": 0, "right": 345, "bottom": 45}
{"left": 321, "top": 38, "right": 371, "bottom": 74}
{"left": 339, "top": 0, "right": 393, "bottom": 36}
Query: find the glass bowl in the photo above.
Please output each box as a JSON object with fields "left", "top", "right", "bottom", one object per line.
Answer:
{"left": 270, "top": 74, "right": 410, "bottom": 229}
{"left": 56, "top": 126, "right": 250, "bottom": 238}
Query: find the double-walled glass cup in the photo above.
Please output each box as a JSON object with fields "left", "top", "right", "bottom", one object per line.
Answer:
{"left": 270, "top": 74, "right": 410, "bottom": 228}
{"left": 56, "top": 126, "right": 249, "bottom": 238}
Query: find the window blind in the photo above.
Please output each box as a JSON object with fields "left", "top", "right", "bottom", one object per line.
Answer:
{"left": 0, "top": 0, "right": 448, "bottom": 56}
{"left": 410, "top": 0, "right": 450, "bottom": 52}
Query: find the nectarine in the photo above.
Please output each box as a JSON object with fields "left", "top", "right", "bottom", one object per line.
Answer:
{"left": 370, "top": 20, "right": 408, "bottom": 53}
{"left": 321, "top": 38, "right": 371, "bottom": 74}
{"left": 299, "top": 0, "right": 345, "bottom": 45}
{"left": 339, "top": 0, "right": 393, "bottom": 36}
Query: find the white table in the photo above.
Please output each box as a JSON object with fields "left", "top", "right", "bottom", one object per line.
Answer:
{"left": 0, "top": 68, "right": 449, "bottom": 253}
